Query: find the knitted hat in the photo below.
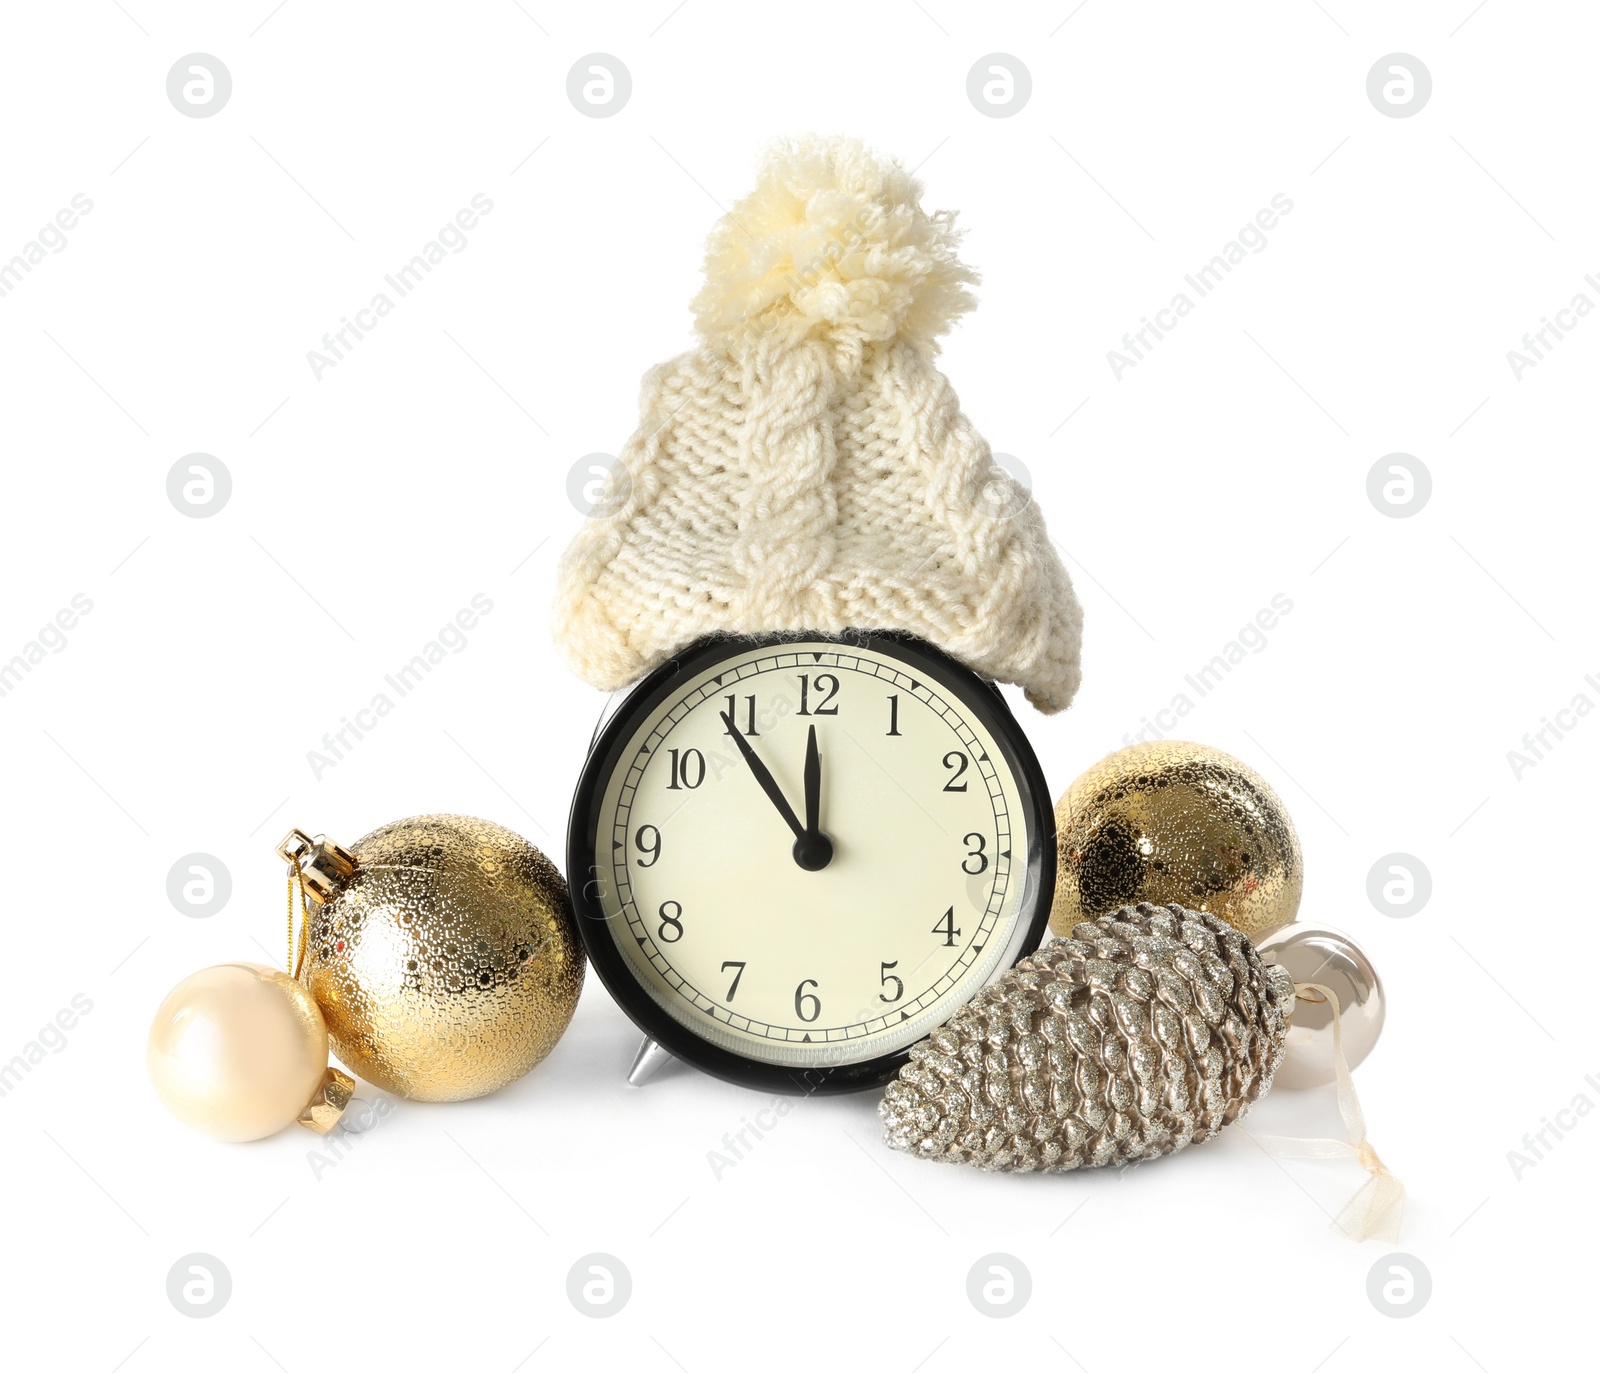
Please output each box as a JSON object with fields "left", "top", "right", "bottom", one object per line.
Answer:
{"left": 552, "top": 136, "right": 1083, "bottom": 714}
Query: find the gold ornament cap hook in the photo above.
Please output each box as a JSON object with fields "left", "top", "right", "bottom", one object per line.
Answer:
{"left": 298, "top": 1065, "right": 355, "bottom": 1134}
{"left": 276, "top": 828, "right": 357, "bottom": 904}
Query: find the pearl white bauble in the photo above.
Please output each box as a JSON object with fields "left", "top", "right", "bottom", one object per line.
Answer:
{"left": 148, "top": 963, "right": 329, "bottom": 1141}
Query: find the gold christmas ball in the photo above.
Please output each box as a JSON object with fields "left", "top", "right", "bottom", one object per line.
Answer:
{"left": 298, "top": 815, "right": 584, "bottom": 1102}
{"left": 148, "top": 963, "right": 329, "bottom": 1142}
{"left": 1050, "top": 740, "right": 1302, "bottom": 941}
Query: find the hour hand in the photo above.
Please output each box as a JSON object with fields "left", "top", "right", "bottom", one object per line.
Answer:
{"left": 795, "top": 725, "right": 834, "bottom": 872}
{"left": 803, "top": 725, "right": 821, "bottom": 838}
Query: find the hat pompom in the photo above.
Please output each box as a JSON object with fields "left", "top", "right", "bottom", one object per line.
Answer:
{"left": 691, "top": 136, "right": 978, "bottom": 353}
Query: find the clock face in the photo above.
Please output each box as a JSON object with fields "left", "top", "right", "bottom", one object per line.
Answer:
{"left": 568, "top": 632, "right": 1053, "bottom": 1093}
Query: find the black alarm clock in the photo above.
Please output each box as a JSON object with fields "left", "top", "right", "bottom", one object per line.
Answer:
{"left": 567, "top": 630, "right": 1055, "bottom": 1094}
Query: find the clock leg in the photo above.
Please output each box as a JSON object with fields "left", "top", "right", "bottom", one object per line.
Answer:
{"left": 626, "top": 1035, "right": 675, "bottom": 1087}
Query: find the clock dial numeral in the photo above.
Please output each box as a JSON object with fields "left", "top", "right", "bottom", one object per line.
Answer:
{"left": 879, "top": 960, "right": 904, "bottom": 1003}
{"left": 942, "top": 750, "right": 970, "bottom": 791}
{"left": 796, "top": 673, "right": 839, "bottom": 716}
{"left": 962, "top": 831, "right": 989, "bottom": 874}
{"left": 721, "top": 960, "right": 746, "bottom": 1001}
{"left": 886, "top": 694, "right": 902, "bottom": 736}
{"left": 932, "top": 905, "right": 962, "bottom": 947}
{"left": 793, "top": 978, "right": 821, "bottom": 1022}
{"left": 723, "top": 694, "right": 759, "bottom": 737}
{"left": 634, "top": 824, "right": 661, "bottom": 867}
{"left": 666, "top": 747, "right": 705, "bottom": 790}
{"left": 657, "top": 900, "right": 685, "bottom": 943}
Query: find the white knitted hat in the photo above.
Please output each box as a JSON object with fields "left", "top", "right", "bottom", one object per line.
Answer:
{"left": 552, "top": 136, "right": 1083, "bottom": 714}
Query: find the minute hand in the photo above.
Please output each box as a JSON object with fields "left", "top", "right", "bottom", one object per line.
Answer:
{"left": 720, "top": 711, "right": 806, "bottom": 840}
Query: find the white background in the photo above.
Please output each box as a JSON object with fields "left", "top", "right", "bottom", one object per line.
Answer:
{"left": 1, "top": 1, "right": 1594, "bottom": 1368}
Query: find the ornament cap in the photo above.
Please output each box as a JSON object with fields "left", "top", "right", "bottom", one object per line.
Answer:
{"left": 297, "top": 1065, "right": 355, "bottom": 1134}
{"left": 276, "top": 829, "right": 357, "bottom": 904}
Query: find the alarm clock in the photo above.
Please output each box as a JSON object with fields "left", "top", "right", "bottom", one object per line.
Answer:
{"left": 567, "top": 630, "right": 1055, "bottom": 1094}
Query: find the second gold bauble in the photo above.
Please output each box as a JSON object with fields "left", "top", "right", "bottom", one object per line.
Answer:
{"left": 1051, "top": 740, "right": 1302, "bottom": 941}
{"left": 296, "top": 814, "right": 584, "bottom": 1102}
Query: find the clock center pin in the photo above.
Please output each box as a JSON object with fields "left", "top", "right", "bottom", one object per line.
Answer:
{"left": 791, "top": 832, "right": 834, "bottom": 872}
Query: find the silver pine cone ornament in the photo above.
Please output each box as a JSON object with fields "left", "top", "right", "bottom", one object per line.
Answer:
{"left": 881, "top": 902, "right": 1297, "bottom": 1171}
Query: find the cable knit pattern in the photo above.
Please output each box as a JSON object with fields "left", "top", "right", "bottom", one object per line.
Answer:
{"left": 552, "top": 136, "right": 1083, "bottom": 714}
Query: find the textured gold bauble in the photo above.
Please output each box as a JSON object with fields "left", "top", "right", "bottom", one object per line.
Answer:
{"left": 1050, "top": 740, "right": 1302, "bottom": 941}
{"left": 298, "top": 815, "right": 584, "bottom": 1102}
{"left": 148, "top": 963, "right": 331, "bottom": 1142}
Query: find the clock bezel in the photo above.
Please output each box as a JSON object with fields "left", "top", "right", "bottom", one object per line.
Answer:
{"left": 566, "top": 629, "right": 1055, "bottom": 1096}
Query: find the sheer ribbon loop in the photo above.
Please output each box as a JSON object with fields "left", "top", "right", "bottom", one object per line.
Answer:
{"left": 1258, "top": 980, "right": 1404, "bottom": 1243}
